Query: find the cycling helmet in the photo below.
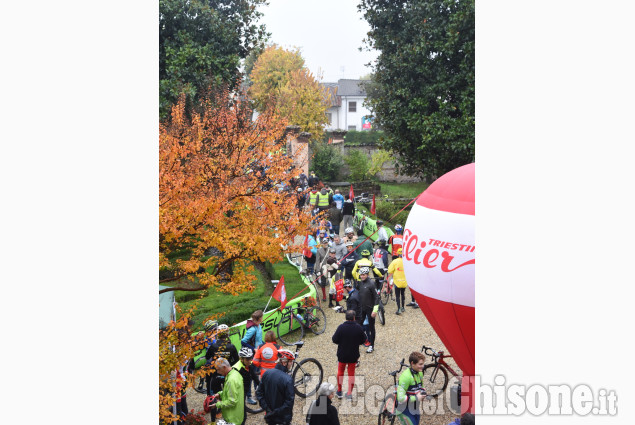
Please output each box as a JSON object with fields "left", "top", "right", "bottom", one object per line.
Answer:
{"left": 377, "top": 220, "right": 383, "bottom": 226}
{"left": 377, "top": 239, "right": 387, "bottom": 247}
{"left": 358, "top": 266, "right": 371, "bottom": 275}
{"left": 239, "top": 347, "right": 254, "bottom": 358}
{"left": 345, "top": 227, "right": 354, "bottom": 234}
{"left": 394, "top": 224, "right": 403, "bottom": 233}
{"left": 397, "top": 248, "right": 403, "bottom": 255}
{"left": 217, "top": 324, "right": 229, "bottom": 334}
{"left": 204, "top": 319, "right": 219, "bottom": 332}
{"left": 360, "top": 249, "right": 371, "bottom": 257}
{"left": 278, "top": 349, "right": 296, "bottom": 361}
{"left": 343, "top": 279, "right": 353, "bottom": 288}
{"left": 329, "top": 248, "right": 336, "bottom": 253}
{"left": 345, "top": 241, "right": 354, "bottom": 247}
{"left": 297, "top": 187, "right": 303, "bottom": 192}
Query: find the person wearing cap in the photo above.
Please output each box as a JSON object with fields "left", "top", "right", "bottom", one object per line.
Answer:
{"left": 331, "top": 310, "right": 366, "bottom": 401}
{"left": 306, "top": 382, "right": 341, "bottom": 424}
{"left": 375, "top": 220, "right": 389, "bottom": 245}
{"left": 256, "top": 349, "right": 296, "bottom": 425}
{"left": 205, "top": 323, "right": 239, "bottom": 395}
{"left": 296, "top": 187, "right": 306, "bottom": 212}
{"left": 387, "top": 248, "right": 408, "bottom": 314}
{"left": 339, "top": 241, "right": 359, "bottom": 280}
{"left": 356, "top": 267, "right": 380, "bottom": 353}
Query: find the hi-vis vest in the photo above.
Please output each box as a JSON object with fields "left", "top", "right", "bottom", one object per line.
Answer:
{"left": 309, "top": 191, "right": 318, "bottom": 206}
{"left": 317, "top": 193, "right": 330, "bottom": 208}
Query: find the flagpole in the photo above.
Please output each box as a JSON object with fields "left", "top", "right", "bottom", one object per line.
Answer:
{"left": 264, "top": 280, "right": 279, "bottom": 312}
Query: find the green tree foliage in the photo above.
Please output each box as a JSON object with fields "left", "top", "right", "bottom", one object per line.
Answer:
{"left": 368, "top": 149, "right": 392, "bottom": 179}
{"left": 343, "top": 130, "right": 384, "bottom": 146}
{"left": 310, "top": 142, "right": 344, "bottom": 181}
{"left": 358, "top": 0, "right": 475, "bottom": 179}
{"left": 249, "top": 46, "right": 331, "bottom": 140}
{"left": 344, "top": 150, "right": 370, "bottom": 182}
{"left": 159, "top": 0, "right": 268, "bottom": 119}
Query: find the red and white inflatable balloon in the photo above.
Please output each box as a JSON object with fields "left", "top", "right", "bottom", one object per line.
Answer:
{"left": 403, "top": 163, "right": 475, "bottom": 413}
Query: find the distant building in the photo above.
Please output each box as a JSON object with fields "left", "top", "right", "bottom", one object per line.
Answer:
{"left": 322, "top": 79, "right": 373, "bottom": 132}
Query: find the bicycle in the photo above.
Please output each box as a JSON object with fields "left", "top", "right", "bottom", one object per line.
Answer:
{"left": 374, "top": 277, "right": 386, "bottom": 326}
{"left": 420, "top": 344, "right": 460, "bottom": 398}
{"left": 377, "top": 358, "right": 433, "bottom": 425}
{"left": 379, "top": 276, "right": 395, "bottom": 307}
{"left": 276, "top": 297, "right": 327, "bottom": 346}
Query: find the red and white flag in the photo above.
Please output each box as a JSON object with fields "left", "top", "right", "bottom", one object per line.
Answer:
{"left": 271, "top": 275, "right": 287, "bottom": 309}
{"left": 370, "top": 194, "right": 376, "bottom": 215}
{"left": 349, "top": 184, "right": 355, "bottom": 201}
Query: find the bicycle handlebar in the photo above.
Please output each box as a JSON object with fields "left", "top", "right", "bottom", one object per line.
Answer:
{"left": 421, "top": 345, "right": 439, "bottom": 357}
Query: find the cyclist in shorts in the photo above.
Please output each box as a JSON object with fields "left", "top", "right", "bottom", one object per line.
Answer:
{"left": 396, "top": 351, "right": 427, "bottom": 425}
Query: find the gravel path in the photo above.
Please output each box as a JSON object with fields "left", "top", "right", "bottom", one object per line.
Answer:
{"left": 186, "top": 297, "right": 463, "bottom": 425}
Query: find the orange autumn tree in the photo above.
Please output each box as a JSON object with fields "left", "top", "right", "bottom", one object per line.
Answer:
{"left": 159, "top": 89, "right": 312, "bottom": 422}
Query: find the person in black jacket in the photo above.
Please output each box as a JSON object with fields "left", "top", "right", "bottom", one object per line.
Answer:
{"left": 331, "top": 309, "right": 367, "bottom": 399}
{"left": 343, "top": 279, "right": 361, "bottom": 321}
{"left": 205, "top": 324, "right": 239, "bottom": 395}
{"left": 339, "top": 241, "right": 359, "bottom": 280}
{"left": 306, "top": 382, "right": 341, "bottom": 425}
{"left": 356, "top": 267, "right": 380, "bottom": 354}
{"left": 256, "top": 349, "right": 296, "bottom": 425}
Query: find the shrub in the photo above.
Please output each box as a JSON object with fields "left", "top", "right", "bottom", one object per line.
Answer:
{"left": 343, "top": 130, "right": 384, "bottom": 146}
{"left": 374, "top": 200, "right": 410, "bottom": 225}
{"left": 310, "top": 142, "right": 344, "bottom": 181}
{"left": 344, "top": 150, "right": 370, "bottom": 182}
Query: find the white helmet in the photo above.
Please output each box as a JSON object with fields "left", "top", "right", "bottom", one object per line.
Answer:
{"left": 345, "top": 227, "right": 354, "bottom": 234}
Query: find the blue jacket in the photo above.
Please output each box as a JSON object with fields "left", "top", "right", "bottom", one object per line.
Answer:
{"left": 241, "top": 320, "right": 263, "bottom": 350}
{"left": 256, "top": 363, "right": 295, "bottom": 424}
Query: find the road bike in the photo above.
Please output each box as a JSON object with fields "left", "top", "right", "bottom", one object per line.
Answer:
{"left": 420, "top": 344, "right": 461, "bottom": 398}
{"left": 276, "top": 297, "right": 327, "bottom": 346}
{"left": 243, "top": 340, "right": 326, "bottom": 415}
{"left": 379, "top": 276, "right": 395, "bottom": 307}
{"left": 376, "top": 358, "right": 431, "bottom": 425}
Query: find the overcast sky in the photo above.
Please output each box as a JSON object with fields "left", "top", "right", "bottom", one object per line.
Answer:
{"left": 257, "top": 0, "right": 379, "bottom": 82}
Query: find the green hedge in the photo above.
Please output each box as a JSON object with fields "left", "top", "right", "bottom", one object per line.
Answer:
{"left": 343, "top": 130, "right": 385, "bottom": 146}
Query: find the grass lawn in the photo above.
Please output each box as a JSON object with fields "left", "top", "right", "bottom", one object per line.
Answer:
{"left": 379, "top": 181, "right": 429, "bottom": 199}
{"left": 172, "top": 259, "right": 310, "bottom": 331}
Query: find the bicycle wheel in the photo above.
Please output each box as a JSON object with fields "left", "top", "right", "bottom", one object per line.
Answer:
{"left": 377, "top": 304, "right": 386, "bottom": 326}
{"left": 380, "top": 285, "right": 390, "bottom": 306}
{"left": 244, "top": 394, "right": 264, "bottom": 414}
{"left": 306, "top": 306, "right": 327, "bottom": 335}
{"left": 421, "top": 364, "right": 449, "bottom": 398}
{"left": 292, "top": 358, "right": 323, "bottom": 398}
{"left": 377, "top": 393, "right": 397, "bottom": 425}
{"left": 277, "top": 311, "right": 305, "bottom": 346}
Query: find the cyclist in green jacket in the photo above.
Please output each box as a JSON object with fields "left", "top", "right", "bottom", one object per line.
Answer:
{"left": 210, "top": 357, "right": 245, "bottom": 425}
{"left": 396, "top": 351, "right": 427, "bottom": 425}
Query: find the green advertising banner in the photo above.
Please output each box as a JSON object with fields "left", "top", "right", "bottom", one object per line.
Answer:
{"left": 353, "top": 211, "right": 395, "bottom": 253}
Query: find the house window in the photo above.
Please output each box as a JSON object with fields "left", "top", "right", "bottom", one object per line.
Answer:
{"left": 326, "top": 112, "right": 332, "bottom": 124}
{"left": 348, "top": 125, "right": 357, "bottom": 131}
{"left": 348, "top": 101, "right": 357, "bottom": 112}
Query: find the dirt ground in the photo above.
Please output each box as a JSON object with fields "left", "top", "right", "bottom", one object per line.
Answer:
{"left": 186, "top": 296, "right": 463, "bottom": 425}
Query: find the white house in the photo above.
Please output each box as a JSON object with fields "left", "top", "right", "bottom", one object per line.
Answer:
{"left": 322, "top": 79, "right": 373, "bottom": 132}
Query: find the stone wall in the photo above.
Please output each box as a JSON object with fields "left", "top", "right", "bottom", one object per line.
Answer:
{"left": 330, "top": 144, "right": 422, "bottom": 183}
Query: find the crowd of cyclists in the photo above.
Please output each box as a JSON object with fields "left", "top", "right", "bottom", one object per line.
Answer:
{"left": 170, "top": 174, "right": 474, "bottom": 425}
